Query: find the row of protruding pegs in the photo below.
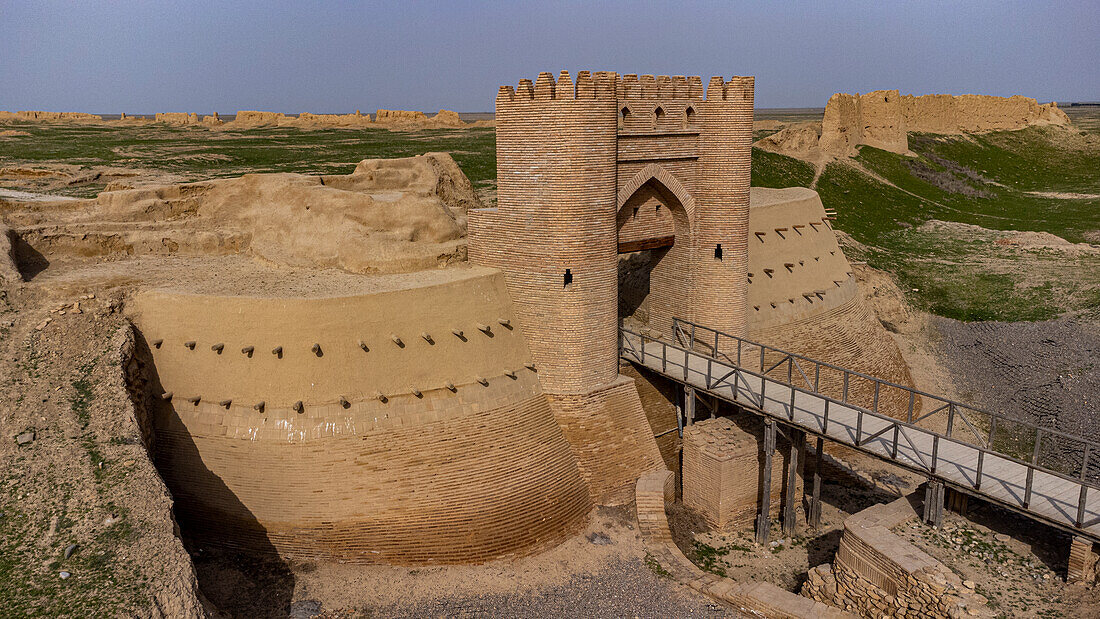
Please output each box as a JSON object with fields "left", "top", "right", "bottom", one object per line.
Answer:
{"left": 148, "top": 318, "right": 514, "bottom": 358}
{"left": 157, "top": 363, "right": 538, "bottom": 413}
{"left": 496, "top": 71, "right": 754, "bottom": 103}
{"left": 752, "top": 218, "right": 834, "bottom": 243}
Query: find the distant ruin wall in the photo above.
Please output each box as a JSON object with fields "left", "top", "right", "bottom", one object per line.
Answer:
{"left": 821, "top": 91, "right": 1071, "bottom": 155}
{"left": 154, "top": 112, "right": 201, "bottom": 125}
{"left": 128, "top": 268, "right": 592, "bottom": 564}
{"left": 902, "top": 94, "right": 1070, "bottom": 133}
{"left": 0, "top": 110, "right": 102, "bottom": 122}
{"left": 821, "top": 90, "right": 908, "bottom": 156}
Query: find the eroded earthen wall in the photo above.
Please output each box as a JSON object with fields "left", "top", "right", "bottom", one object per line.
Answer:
{"left": 128, "top": 268, "right": 592, "bottom": 563}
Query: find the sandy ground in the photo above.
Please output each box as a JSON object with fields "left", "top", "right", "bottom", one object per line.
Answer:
{"left": 190, "top": 505, "right": 737, "bottom": 618}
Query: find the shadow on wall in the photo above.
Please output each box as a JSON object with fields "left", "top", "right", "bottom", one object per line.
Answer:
{"left": 128, "top": 333, "right": 297, "bottom": 617}
{"left": 10, "top": 233, "right": 49, "bottom": 280}
{"left": 618, "top": 249, "right": 660, "bottom": 325}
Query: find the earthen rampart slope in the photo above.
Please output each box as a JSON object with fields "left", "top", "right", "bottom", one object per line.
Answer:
{"left": 11, "top": 152, "right": 474, "bottom": 275}
{"left": 129, "top": 268, "right": 592, "bottom": 563}
{"left": 747, "top": 187, "right": 916, "bottom": 417}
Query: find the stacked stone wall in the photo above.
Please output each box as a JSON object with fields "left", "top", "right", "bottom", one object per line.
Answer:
{"left": 802, "top": 498, "right": 992, "bottom": 618}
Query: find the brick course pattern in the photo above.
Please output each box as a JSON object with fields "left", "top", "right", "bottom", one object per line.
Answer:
{"left": 130, "top": 269, "right": 592, "bottom": 563}
{"left": 470, "top": 70, "right": 754, "bottom": 503}
{"left": 683, "top": 416, "right": 802, "bottom": 531}
{"left": 801, "top": 497, "right": 992, "bottom": 618}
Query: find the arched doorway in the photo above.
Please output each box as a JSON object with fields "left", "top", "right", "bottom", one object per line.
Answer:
{"left": 616, "top": 166, "right": 695, "bottom": 337}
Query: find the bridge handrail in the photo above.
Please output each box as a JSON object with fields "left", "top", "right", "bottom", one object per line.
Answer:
{"left": 620, "top": 326, "right": 1100, "bottom": 529}
{"left": 671, "top": 318, "right": 1100, "bottom": 453}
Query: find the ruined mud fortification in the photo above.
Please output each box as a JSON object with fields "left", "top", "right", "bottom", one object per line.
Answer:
{"left": 820, "top": 90, "right": 1070, "bottom": 156}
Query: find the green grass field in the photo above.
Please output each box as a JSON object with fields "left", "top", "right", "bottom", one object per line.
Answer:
{"left": 815, "top": 127, "right": 1100, "bottom": 321}
{"left": 0, "top": 122, "right": 496, "bottom": 198}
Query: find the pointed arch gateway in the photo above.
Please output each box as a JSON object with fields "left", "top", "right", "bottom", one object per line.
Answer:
{"left": 616, "top": 165, "right": 697, "bottom": 337}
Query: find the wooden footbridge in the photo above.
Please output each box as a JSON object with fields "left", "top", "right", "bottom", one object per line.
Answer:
{"left": 620, "top": 319, "right": 1100, "bottom": 544}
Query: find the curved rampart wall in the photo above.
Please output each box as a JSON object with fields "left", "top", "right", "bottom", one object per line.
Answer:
{"left": 747, "top": 187, "right": 915, "bottom": 417}
{"left": 128, "top": 267, "right": 592, "bottom": 564}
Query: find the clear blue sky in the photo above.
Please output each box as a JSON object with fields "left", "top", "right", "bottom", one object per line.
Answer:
{"left": 2, "top": 0, "right": 1096, "bottom": 114}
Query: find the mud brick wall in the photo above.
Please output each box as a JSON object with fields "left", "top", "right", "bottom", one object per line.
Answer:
{"left": 683, "top": 416, "right": 802, "bottom": 531}
{"left": 802, "top": 497, "right": 992, "bottom": 618}
{"left": 129, "top": 268, "right": 592, "bottom": 564}
{"left": 745, "top": 187, "right": 917, "bottom": 422}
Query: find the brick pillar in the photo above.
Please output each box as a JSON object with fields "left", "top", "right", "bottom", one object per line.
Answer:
{"left": 473, "top": 71, "right": 663, "bottom": 503}
{"left": 694, "top": 76, "right": 754, "bottom": 338}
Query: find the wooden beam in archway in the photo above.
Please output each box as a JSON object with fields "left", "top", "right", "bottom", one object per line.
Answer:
{"left": 617, "top": 235, "right": 675, "bottom": 254}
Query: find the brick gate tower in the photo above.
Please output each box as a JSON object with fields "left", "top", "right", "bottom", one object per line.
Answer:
{"left": 470, "top": 71, "right": 754, "bottom": 501}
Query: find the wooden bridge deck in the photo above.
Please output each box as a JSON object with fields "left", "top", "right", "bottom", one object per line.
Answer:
{"left": 620, "top": 327, "right": 1100, "bottom": 541}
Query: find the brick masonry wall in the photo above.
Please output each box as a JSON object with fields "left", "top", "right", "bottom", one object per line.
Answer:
{"left": 619, "top": 362, "right": 681, "bottom": 474}
{"left": 471, "top": 70, "right": 620, "bottom": 396}
{"left": 547, "top": 375, "right": 665, "bottom": 505}
{"left": 683, "top": 416, "right": 802, "bottom": 531}
{"left": 801, "top": 497, "right": 992, "bottom": 618}
{"left": 695, "top": 76, "right": 754, "bottom": 339}
{"left": 130, "top": 269, "right": 592, "bottom": 564}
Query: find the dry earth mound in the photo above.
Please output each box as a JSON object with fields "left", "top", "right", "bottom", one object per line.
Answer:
{"left": 755, "top": 122, "right": 822, "bottom": 158}
{"left": 5, "top": 152, "right": 477, "bottom": 274}
{"left": 0, "top": 111, "right": 103, "bottom": 122}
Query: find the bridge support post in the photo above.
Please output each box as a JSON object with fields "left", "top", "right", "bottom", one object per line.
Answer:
{"left": 807, "top": 436, "right": 823, "bottom": 529}
{"left": 923, "top": 479, "right": 944, "bottom": 528}
{"left": 783, "top": 429, "right": 804, "bottom": 537}
{"left": 684, "top": 386, "right": 695, "bottom": 426}
{"left": 1068, "top": 536, "right": 1099, "bottom": 585}
{"left": 756, "top": 418, "right": 776, "bottom": 545}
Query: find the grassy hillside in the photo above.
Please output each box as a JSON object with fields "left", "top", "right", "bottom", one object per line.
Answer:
{"left": 807, "top": 127, "right": 1100, "bottom": 321}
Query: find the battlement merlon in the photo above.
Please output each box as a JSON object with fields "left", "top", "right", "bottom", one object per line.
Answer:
{"left": 497, "top": 71, "right": 752, "bottom": 108}
{"left": 706, "top": 75, "right": 755, "bottom": 102}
